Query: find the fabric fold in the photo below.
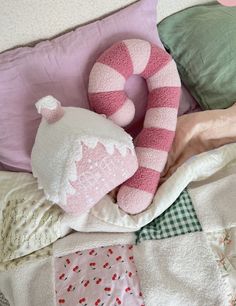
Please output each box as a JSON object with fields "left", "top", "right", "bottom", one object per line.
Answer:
{"left": 162, "top": 103, "right": 236, "bottom": 181}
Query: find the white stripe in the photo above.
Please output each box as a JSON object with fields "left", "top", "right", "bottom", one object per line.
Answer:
{"left": 124, "top": 39, "right": 151, "bottom": 74}
{"left": 136, "top": 147, "right": 168, "bottom": 172}
{"left": 144, "top": 107, "right": 178, "bottom": 131}
{"left": 88, "top": 62, "right": 125, "bottom": 93}
{"left": 147, "top": 60, "right": 181, "bottom": 91}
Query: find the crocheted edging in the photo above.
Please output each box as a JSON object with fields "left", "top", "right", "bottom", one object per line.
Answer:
{"left": 33, "top": 135, "right": 135, "bottom": 207}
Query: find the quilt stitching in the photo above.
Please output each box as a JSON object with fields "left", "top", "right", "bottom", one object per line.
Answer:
{"left": 206, "top": 227, "right": 236, "bottom": 305}
{"left": 136, "top": 189, "right": 202, "bottom": 243}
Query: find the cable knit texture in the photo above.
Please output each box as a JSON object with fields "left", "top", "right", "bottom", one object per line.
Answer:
{"left": 88, "top": 39, "right": 181, "bottom": 214}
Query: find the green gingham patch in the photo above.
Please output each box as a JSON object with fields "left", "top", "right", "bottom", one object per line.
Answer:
{"left": 136, "top": 189, "right": 202, "bottom": 244}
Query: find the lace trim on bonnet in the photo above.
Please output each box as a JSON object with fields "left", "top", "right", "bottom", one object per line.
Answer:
{"left": 31, "top": 96, "right": 135, "bottom": 206}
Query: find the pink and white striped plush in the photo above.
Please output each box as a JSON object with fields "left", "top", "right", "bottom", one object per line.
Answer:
{"left": 88, "top": 39, "right": 181, "bottom": 214}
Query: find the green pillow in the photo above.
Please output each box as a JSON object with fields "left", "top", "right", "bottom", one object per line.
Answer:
{"left": 158, "top": 3, "right": 236, "bottom": 110}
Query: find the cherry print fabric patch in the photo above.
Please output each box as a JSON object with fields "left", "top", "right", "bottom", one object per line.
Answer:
{"left": 55, "top": 244, "right": 144, "bottom": 306}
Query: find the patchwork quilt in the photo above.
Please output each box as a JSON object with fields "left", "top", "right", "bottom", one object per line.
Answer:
{"left": 0, "top": 143, "right": 236, "bottom": 306}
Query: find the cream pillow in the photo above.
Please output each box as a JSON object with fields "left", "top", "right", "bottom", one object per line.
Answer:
{"left": 0, "top": 0, "right": 215, "bottom": 52}
{"left": 0, "top": 172, "right": 69, "bottom": 262}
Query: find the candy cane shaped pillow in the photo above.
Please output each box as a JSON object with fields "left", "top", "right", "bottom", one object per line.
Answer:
{"left": 88, "top": 39, "right": 181, "bottom": 214}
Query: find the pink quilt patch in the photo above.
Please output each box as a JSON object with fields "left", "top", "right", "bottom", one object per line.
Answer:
{"left": 55, "top": 245, "right": 144, "bottom": 306}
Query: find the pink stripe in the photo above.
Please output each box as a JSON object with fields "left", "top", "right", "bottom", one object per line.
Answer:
{"left": 147, "top": 87, "right": 181, "bottom": 110}
{"left": 135, "top": 147, "right": 168, "bottom": 172}
{"left": 144, "top": 107, "right": 178, "bottom": 131}
{"left": 89, "top": 91, "right": 126, "bottom": 116}
{"left": 141, "top": 44, "right": 172, "bottom": 79}
{"left": 98, "top": 41, "right": 133, "bottom": 78}
{"left": 147, "top": 60, "right": 181, "bottom": 91}
{"left": 124, "top": 167, "right": 160, "bottom": 194}
{"left": 136, "top": 127, "right": 175, "bottom": 151}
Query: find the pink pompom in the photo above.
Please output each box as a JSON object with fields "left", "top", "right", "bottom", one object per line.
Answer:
{"left": 36, "top": 96, "right": 64, "bottom": 124}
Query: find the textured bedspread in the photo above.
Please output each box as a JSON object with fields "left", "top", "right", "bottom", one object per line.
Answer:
{"left": 1, "top": 143, "right": 236, "bottom": 305}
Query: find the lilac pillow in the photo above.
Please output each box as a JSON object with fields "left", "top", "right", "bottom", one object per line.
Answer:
{"left": 0, "top": 0, "right": 196, "bottom": 172}
{"left": 0, "top": 0, "right": 163, "bottom": 172}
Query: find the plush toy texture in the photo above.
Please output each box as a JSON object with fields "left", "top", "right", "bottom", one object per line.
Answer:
{"left": 88, "top": 39, "right": 181, "bottom": 214}
{"left": 31, "top": 96, "right": 138, "bottom": 214}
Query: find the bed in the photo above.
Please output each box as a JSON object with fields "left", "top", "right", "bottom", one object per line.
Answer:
{"left": 0, "top": 1, "right": 236, "bottom": 305}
